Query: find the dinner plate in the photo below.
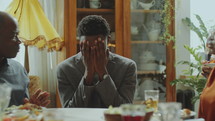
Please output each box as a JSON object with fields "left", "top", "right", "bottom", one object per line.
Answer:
{"left": 180, "top": 110, "right": 196, "bottom": 119}
{"left": 203, "top": 63, "right": 215, "bottom": 68}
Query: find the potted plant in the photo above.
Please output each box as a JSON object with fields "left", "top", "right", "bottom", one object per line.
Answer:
{"left": 171, "top": 15, "right": 210, "bottom": 103}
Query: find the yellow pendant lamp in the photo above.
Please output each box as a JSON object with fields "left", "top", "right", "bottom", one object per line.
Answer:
{"left": 6, "top": 0, "right": 64, "bottom": 51}
{"left": 6, "top": 0, "right": 64, "bottom": 73}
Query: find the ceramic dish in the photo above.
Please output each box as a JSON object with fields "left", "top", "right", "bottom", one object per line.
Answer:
{"left": 203, "top": 63, "right": 215, "bottom": 68}
{"left": 180, "top": 110, "right": 196, "bottom": 119}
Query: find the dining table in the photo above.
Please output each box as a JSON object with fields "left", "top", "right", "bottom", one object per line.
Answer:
{"left": 44, "top": 108, "right": 107, "bottom": 121}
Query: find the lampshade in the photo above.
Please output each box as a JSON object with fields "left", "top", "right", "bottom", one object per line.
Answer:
{"left": 6, "top": 0, "right": 64, "bottom": 51}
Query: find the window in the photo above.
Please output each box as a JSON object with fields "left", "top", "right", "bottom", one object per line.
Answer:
{"left": 190, "top": 0, "right": 215, "bottom": 61}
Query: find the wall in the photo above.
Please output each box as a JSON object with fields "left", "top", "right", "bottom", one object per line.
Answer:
{"left": 175, "top": 0, "right": 202, "bottom": 115}
{"left": 175, "top": 0, "right": 190, "bottom": 79}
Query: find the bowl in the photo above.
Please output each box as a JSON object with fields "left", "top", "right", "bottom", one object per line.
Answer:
{"left": 145, "top": 111, "right": 153, "bottom": 121}
{"left": 180, "top": 109, "right": 196, "bottom": 120}
{"left": 104, "top": 104, "right": 154, "bottom": 121}
{"left": 104, "top": 114, "right": 122, "bottom": 121}
{"left": 104, "top": 112, "right": 153, "bottom": 121}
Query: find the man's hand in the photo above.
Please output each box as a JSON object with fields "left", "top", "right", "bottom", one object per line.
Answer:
{"left": 93, "top": 38, "right": 109, "bottom": 80}
{"left": 80, "top": 40, "right": 95, "bottom": 85}
{"left": 24, "top": 89, "right": 50, "bottom": 107}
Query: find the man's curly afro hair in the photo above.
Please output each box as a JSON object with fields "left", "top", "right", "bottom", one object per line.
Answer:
{"left": 77, "top": 15, "right": 110, "bottom": 37}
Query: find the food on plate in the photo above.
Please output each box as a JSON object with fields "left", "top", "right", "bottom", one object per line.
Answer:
{"left": 3, "top": 110, "right": 29, "bottom": 121}
{"left": 19, "top": 103, "right": 42, "bottom": 111}
{"left": 6, "top": 103, "right": 42, "bottom": 113}
{"left": 202, "top": 60, "right": 215, "bottom": 68}
{"left": 180, "top": 108, "right": 196, "bottom": 119}
{"left": 3, "top": 103, "right": 43, "bottom": 121}
{"left": 209, "top": 60, "right": 215, "bottom": 63}
{"left": 104, "top": 106, "right": 122, "bottom": 121}
{"left": 182, "top": 108, "right": 191, "bottom": 116}
{"left": 104, "top": 106, "right": 122, "bottom": 115}
{"left": 202, "top": 60, "right": 215, "bottom": 64}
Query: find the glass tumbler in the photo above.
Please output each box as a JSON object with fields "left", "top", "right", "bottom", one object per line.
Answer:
{"left": 144, "top": 90, "right": 159, "bottom": 111}
{"left": 158, "top": 102, "right": 182, "bottom": 121}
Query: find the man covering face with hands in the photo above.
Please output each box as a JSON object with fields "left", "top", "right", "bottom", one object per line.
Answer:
{"left": 57, "top": 15, "right": 137, "bottom": 108}
{"left": 80, "top": 36, "right": 109, "bottom": 85}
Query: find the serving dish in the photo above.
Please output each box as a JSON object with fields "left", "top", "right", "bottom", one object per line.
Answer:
{"left": 203, "top": 63, "right": 215, "bottom": 68}
{"left": 180, "top": 109, "right": 196, "bottom": 119}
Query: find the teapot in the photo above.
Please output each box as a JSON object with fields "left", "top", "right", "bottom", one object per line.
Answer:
{"left": 131, "top": 26, "right": 139, "bottom": 35}
{"left": 138, "top": 0, "right": 155, "bottom": 10}
{"left": 142, "top": 22, "right": 161, "bottom": 41}
{"left": 141, "top": 50, "right": 155, "bottom": 61}
{"left": 130, "top": 0, "right": 138, "bottom": 9}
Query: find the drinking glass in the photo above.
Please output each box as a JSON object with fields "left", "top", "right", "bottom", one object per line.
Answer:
{"left": 43, "top": 109, "right": 64, "bottom": 121}
{"left": 158, "top": 102, "right": 181, "bottom": 121}
{"left": 144, "top": 90, "right": 159, "bottom": 111}
{"left": 120, "top": 104, "right": 146, "bottom": 121}
{"left": 0, "top": 84, "right": 12, "bottom": 117}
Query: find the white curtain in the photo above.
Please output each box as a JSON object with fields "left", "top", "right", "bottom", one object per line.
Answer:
{"left": 28, "top": 0, "right": 64, "bottom": 107}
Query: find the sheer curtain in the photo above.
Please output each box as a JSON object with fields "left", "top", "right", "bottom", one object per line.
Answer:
{"left": 27, "top": 0, "right": 64, "bottom": 107}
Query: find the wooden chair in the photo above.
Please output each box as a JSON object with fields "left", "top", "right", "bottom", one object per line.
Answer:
{"left": 28, "top": 75, "right": 41, "bottom": 97}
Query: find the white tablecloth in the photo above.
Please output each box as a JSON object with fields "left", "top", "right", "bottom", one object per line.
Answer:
{"left": 45, "top": 108, "right": 107, "bottom": 121}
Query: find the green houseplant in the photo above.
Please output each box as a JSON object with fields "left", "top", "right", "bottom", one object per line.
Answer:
{"left": 170, "top": 15, "right": 209, "bottom": 103}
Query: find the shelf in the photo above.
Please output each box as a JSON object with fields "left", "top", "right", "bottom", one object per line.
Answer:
{"left": 77, "top": 8, "right": 114, "bottom": 14}
{"left": 131, "top": 9, "right": 161, "bottom": 13}
{"left": 137, "top": 71, "right": 161, "bottom": 75}
{"left": 131, "top": 41, "right": 163, "bottom": 44}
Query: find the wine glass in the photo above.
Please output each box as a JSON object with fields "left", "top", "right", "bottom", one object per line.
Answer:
{"left": 0, "top": 84, "right": 12, "bottom": 117}
{"left": 120, "top": 104, "right": 146, "bottom": 121}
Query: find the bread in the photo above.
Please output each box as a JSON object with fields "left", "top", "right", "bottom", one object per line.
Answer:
{"left": 183, "top": 108, "right": 191, "bottom": 116}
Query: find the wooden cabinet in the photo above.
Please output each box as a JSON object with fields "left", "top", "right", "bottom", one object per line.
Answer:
{"left": 63, "top": 0, "right": 175, "bottom": 102}
{"left": 123, "top": 0, "right": 176, "bottom": 102}
{"left": 64, "top": 0, "right": 123, "bottom": 57}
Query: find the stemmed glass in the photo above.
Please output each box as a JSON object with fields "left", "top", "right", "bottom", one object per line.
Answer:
{"left": 0, "top": 84, "right": 12, "bottom": 118}
{"left": 158, "top": 102, "right": 181, "bottom": 121}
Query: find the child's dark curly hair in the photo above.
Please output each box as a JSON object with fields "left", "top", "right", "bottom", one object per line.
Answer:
{"left": 77, "top": 15, "right": 110, "bottom": 37}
